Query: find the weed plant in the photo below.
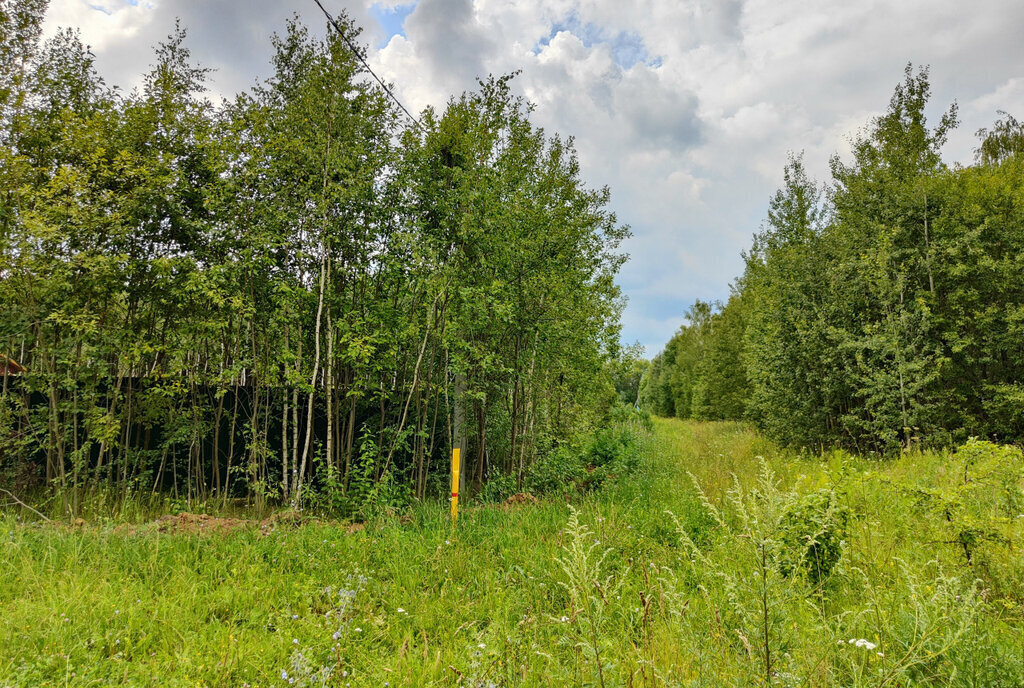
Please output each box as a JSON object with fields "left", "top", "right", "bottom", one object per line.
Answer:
{"left": 1, "top": 418, "right": 1022, "bottom": 686}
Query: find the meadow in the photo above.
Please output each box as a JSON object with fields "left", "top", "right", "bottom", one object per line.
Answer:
{"left": 2, "top": 419, "right": 1023, "bottom": 687}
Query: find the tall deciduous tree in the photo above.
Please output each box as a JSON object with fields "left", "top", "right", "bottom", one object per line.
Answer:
{"left": 645, "top": 65, "right": 1024, "bottom": 454}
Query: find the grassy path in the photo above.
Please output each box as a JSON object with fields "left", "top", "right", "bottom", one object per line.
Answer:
{"left": 2, "top": 419, "right": 1022, "bottom": 686}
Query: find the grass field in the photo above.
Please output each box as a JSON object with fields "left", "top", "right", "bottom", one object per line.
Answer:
{"left": 2, "top": 419, "right": 1023, "bottom": 687}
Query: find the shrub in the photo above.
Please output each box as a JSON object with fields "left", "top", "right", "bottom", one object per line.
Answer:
{"left": 588, "top": 428, "right": 627, "bottom": 467}
{"left": 477, "top": 471, "right": 518, "bottom": 503}
{"left": 606, "top": 401, "right": 653, "bottom": 432}
{"left": 551, "top": 507, "right": 623, "bottom": 688}
{"left": 669, "top": 459, "right": 819, "bottom": 684}
{"left": 956, "top": 438, "right": 1024, "bottom": 517}
{"left": 524, "top": 424, "right": 644, "bottom": 496}
{"left": 525, "top": 446, "right": 586, "bottom": 495}
{"left": 777, "top": 488, "right": 848, "bottom": 584}
{"left": 834, "top": 562, "right": 983, "bottom": 686}
{"left": 900, "top": 438, "right": 1020, "bottom": 565}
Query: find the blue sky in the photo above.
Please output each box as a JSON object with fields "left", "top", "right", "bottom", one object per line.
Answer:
{"left": 367, "top": 2, "right": 416, "bottom": 47}
{"left": 535, "top": 13, "right": 660, "bottom": 70}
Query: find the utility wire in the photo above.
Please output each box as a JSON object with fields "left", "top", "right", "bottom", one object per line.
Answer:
{"left": 311, "top": 0, "right": 422, "bottom": 130}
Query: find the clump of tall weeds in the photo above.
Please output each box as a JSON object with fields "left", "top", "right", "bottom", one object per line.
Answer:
{"left": 832, "top": 560, "right": 982, "bottom": 686}
{"left": 553, "top": 506, "right": 626, "bottom": 688}
{"left": 667, "top": 458, "right": 841, "bottom": 685}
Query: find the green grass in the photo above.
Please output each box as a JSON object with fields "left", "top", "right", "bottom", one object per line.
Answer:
{"left": 2, "top": 419, "right": 1023, "bottom": 686}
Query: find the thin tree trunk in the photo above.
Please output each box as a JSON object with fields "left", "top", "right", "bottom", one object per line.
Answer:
{"left": 344, "top": 377, "right": 356, "bottom": 488}
{"left": 224, "top": 376, "right": 240, "bottom": 505}
{"left": 923, "top": 190, "right": 935, "bottom": 295}
{"left": 475, "top": 399, "right": 487, "bottom": 489}
{"left": 212, "top": 386, "right": 225, "bottom": 497}
{"left": 452, "top": 373, "right": 468, "bottom": 496}
{"left": 326, "top": 310, "right": 334, "bottom": 473}
{"left": 292, "top": 330, "right": 302, "bottom": 498}
{"left": 282, "top": 322, "right": 291, "bottom": 500}
{"left": 517, "top": 323, "right": 541, "bottom": 487}
{"left": 380, "top": 294, "right": 436, "bottom": 478}
{"left": 297, "top": 251, "right": 328, "bottom": 501}
{"left": 152, "top": 446, "right": 169, "bottom": 495}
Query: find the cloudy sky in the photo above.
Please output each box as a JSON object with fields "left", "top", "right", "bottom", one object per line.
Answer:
{"left": 43, "top": 0, "right": 1024, "bottom": 354}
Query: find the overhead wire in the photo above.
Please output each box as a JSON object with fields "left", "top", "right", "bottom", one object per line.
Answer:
{"left": 310, "top": 0, "right": 423, "bottom": 131}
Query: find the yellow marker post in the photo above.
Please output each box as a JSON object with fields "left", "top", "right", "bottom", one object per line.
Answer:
{"left": 450, "top": 447, "right": 461, "bottom": 523}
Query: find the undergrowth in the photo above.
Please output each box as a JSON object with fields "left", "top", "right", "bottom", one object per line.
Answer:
{"left": 1, "top": 418, "right": 1022, "bottom": 686}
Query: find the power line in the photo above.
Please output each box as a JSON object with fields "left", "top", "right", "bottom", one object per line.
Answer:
{"left": 311, "top": 0, "right": 422, "bottom": 131}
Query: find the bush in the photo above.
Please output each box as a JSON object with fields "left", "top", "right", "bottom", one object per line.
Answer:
{"left": 525, "top": 446, "right": 586, "bottom": 496}
{"left": 777, "top": 488, "right": 848, "bottom": 584}
{"left": 835, "top": 562, "right": 983, "bottom": 685}
{"left": 477, "top": 471, "right": 518, "bottom": 503}
{"left": 524, "top": 424, "right": 644, "bottom": 496}
{"left": 669, "top": 458, "right": 819, "bottom": 684}
{"left": 581, "top": 427, "right": 640, "bottom": 490}
{"left": 900, "top": 438, "right": 1020, "bottom": 566}
{"left": 587, "top": 428, "right": 630, "bottom": 467}
{"left": 606, "top": 401, "right": 654, "bottom": 432}
{"left": 956, "top": 438, "right": 1024, "bottom": 517}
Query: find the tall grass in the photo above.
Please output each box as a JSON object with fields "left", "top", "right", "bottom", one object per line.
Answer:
{"left": 1, "top": 418, "right": 1022, "bottom": 686}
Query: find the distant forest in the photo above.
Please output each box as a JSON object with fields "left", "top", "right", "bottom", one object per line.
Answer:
{"left": 0, "top": 2, "right": 634, "bottom": 513}
{"left": 641, "top": 65, "right": 1024, "bottom": 454}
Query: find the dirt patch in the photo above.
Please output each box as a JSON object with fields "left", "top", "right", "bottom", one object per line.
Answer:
{"left": 42, "top": 509, "right": 364, "bottom": 537}
{"left": 259, "top": 509, "right": 305, "bottom": 530}
{"left": 155, "top": 509, "right": 313, "bottom": 536}
{"left": 504, "top": 492, "right": 538, "bottom": 506}
{"left": 156, "top": 512, "right": 252, "bottom": 535}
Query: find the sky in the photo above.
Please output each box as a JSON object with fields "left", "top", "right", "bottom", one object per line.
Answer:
{"left": 42, "top": 0, "right": 1024, "bottom": 355}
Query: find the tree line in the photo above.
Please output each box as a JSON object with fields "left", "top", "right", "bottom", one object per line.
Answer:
{"left": 641, "top": 65, "right": 1024, "bottom": 454}
{"left": 0, "top": 3, "right": 631, "bottom": 514}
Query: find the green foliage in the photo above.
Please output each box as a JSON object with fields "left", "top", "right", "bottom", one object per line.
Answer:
{"left": 956, "top": 438, "right": 1024, "bottom": 516}
{"left": 646, "top": 64, "right": 1024, "bottom": 455}
{"left": 637, "top": 350, "right": 675, "bottom": 417}
{"left": 1, "top": 419, "right": 1022, "bottom": 686}
{"left": 0, "top": 10, "right": 629, "bottom": 515}
{"left": 606, "top": 399, "right": 653, "bottom": 431}
{"left": 526, "top": 446, "right": 587, "bottom": 496}
{"left": 639, "top": 296, "right": 750, "bottom": 422}
{"left": 477, "top": 470, "right": 518, "bottom": 503}
{"left": 552, "top": 506, "right": 624, "bottom": 688}
{"left": 743, "top": 153, "right": 837, "bottom": 448}
{"left": 588, "top": 428, "right": 632, "bottom": 468}
{"left": 523, "top": 425, "right": 643, "bottom": 496}
{"left": 671, "top": 458, "right": 823, "bottom": 684}
{"left": 833, "top": 562, "right": 984, "bottom": 686}
{"left": 975, "top": 110, "right": 1024, "bottom": 165}
{"left": 777, "top": 488, "right": 849, "bottom": 584}
{"left": 897, "top": 438, "right": 1021, "bottom": 566}
{"left": 609, "top": 342, "right": 648, "bottom": 406}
